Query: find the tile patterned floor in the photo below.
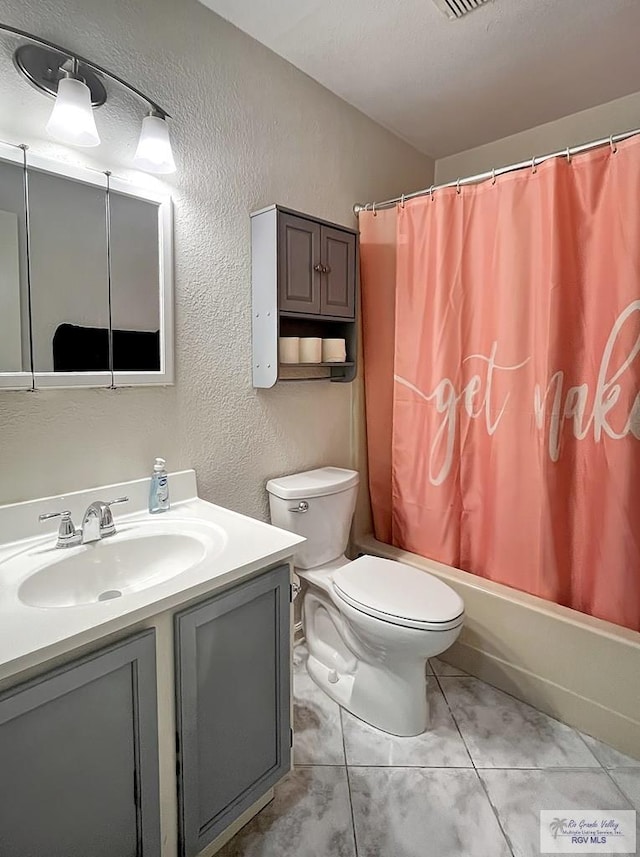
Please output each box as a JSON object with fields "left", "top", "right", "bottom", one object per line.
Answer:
{"left": 219, "top": 646, "right": 639, "bottom": 857}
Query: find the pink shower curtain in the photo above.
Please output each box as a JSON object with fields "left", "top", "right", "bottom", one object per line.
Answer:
{"left": 361, "top": 135, "right": 640, "bottom": 632}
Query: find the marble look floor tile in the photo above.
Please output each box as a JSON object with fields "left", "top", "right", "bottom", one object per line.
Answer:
{"left": 342, "top": 680, "right": 472, "bottom": 767}
{"left": 607, "top": 771, "right": 640, "bottom": 857}
{"left": 440, "top": 678, "right": 600, "bottom": 768}
{"left": 431, "top": 657, "right": 468, "bottom": 676}
{"left": 479, "top": 769, "right": 634, "bottom": 857}
{"left": 609, "top": 769, "right": 640, "bottom": 808}
{"left": 218, "top": 766, "right": 356, "bottom": 857}
{"left": 293, "top": 663, "right": 345, "bottom": 765}
{"left": 349, "top": 767, "right": 511, "bottom": 857}
{"left": 579, "top": 733, "right": 640, "bottom": 768}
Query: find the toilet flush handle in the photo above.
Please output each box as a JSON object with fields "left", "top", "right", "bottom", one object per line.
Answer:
{"left": 289, "top": 501, "right": 309, "bottom": 513}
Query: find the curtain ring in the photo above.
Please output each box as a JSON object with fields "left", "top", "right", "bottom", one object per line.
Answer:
{"left": 456, "top": 178, "right": 461, "bottom": 195}
{"left": 565, "top": 147, "right": 571, "bottom": 165}
{"left": 372, "top": 201, "right": 377, "bottom": 217}
{"left": 491, "top": 167, "right": 496, "bottom": 186}
{"left": 429, "top": 185, "right": 435, "bottom": 201}
{"left": 610, "top": 134, "right": 618, "bottom": 154}
{"left": 400, "top": 193, "right": 405, "bottom": 209}
{"left": 531, "top": 156, "right": 537, "bottom": 174}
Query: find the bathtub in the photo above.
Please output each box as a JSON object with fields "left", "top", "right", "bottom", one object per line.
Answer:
{"left": 354, "top": 533, "right": 640, "bottom": 761}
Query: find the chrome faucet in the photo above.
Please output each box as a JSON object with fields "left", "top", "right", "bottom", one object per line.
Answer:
{"left": 39, "top": 497, "right": 129, "bottom": 548}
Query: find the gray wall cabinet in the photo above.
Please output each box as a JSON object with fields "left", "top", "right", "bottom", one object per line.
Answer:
{"left": 252, "top": 204, "right": 358, "bottom": 387}
{"left": 319, "top": 225, "right": 356, "bottom": 318}
{"left": 278, "top": 212, "right": 322, "bottom": 315}
{"left": 0, "top": 630, "right": 160, "bottom": 857}
{"left": 175, "top": 565, "right": 291, "bottom": 857}
{"left": 276, "top": 209, "right": 356, "bottom": 320}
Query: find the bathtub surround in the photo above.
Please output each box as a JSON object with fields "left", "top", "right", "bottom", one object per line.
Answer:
{"left": 0, "top": 0, "right": 433, "bottom": 511}
{"left": 217, "top": 645, "right": 640, "bottom": 857}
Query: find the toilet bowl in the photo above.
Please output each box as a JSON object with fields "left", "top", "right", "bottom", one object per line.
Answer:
{"left": 267, "top": 467, "right": 464, "bottom": 737}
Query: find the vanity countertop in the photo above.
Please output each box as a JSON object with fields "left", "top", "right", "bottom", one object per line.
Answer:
{"left": 0, "top": 470, "right": 304, "bottom": 682}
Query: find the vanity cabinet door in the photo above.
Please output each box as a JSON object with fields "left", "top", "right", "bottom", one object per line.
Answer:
{"left": 320, "top": 226, "right": 356, "bottom": 319}
{"left": 175, "top": 565, "right": 291, "bottom": 857}
{"left": 278, "top": 212, "right": 322, "bottom": 314}
{"left": 0, "top": 630, "right": 160, "bottom": 857}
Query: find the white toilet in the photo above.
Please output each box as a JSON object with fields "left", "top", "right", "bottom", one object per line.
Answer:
{"left": 267, "top": 466, "right": 464, "bottom": 737}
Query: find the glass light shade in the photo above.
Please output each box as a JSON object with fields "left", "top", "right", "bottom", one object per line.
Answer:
{"left": 45, "top": 77, "right": 100, "bottom": 147}
{"left": 134, "top": 114, "right": 176, "bottom": 174}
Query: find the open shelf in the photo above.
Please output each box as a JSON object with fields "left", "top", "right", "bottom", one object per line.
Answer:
{"left": 280, "top": 361, "right": 354, "bottom": 368}
{"left": 277, "top": 359, "right": 355, "bottom": 382}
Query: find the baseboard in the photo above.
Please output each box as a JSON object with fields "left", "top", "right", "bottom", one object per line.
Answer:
{"left": 355, "top": 535, "right": 640, "bottom": 761}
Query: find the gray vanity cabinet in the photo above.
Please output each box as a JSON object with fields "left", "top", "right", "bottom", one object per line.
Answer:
{"left": 175, "top": 565, "right": 291, "bottom": 857}
{"left": 0, "top": 630, "right": 160, "bottom": 857}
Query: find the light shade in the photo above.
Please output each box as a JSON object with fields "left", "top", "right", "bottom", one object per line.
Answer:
{"left": 45, "top": 77, "right": 100, "bottom": 147}
{"left": 133, "top": 114, "right": 176, "bottom": 174}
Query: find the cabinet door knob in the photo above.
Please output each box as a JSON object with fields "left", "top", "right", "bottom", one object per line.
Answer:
{"left": 323, "top": 265, "right": 331, "bottom": 274}
{"left": 313, "top": 263, "right": 323, "bottom": 273}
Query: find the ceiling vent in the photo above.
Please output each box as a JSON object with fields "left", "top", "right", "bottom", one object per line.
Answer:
{"left": 432, "top": 0, "right": 491, "bottom": 19}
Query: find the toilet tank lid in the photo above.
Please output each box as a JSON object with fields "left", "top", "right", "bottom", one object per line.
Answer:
{"left": 266, "top": 467, "right": 359, "bottom": 500}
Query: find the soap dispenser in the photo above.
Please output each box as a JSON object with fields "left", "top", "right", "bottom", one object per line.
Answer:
{"left": 149, "top": 457, "right": 170, "bottom": 513}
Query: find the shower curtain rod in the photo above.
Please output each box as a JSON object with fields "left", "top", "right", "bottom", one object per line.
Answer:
{"left": 353, "top": 126, "right": 640, "bottom": 215}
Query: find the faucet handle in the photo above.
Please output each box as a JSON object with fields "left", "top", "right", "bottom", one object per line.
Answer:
{"left": 106, "top": 496, "right": 129, "bottom": 508}
{"left": 99, "top": 496, "right": 129, "bottom": 537}
{"left": 39, "top": 509, "right": 72, "bottom": 522}
{"left": 39, "top": 510, "right": 81, "bottom": 548}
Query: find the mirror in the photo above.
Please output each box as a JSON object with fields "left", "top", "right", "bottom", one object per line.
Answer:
{"left": 28, "top": 166, "right": 110, "bottom": 379}
{"left": 0, "top": 143, "right": 173, "bottom": 390}
{"left": 0, "top": 150, "right": 31, "bottom": 386}
{"left": 108, "top": 187, "right": 161, "bottom": 373}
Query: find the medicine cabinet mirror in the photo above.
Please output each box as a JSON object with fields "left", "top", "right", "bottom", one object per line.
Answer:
{"left": 0, "top": 142, "right": 173, "bottom": 391}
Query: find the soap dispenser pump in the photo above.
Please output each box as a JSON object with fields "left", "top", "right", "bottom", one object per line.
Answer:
{"left": 149, "top": 457, "right": 170, "bottom": 513}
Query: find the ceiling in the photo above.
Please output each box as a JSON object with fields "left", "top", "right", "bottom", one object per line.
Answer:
{"left": 196, "top": 0, "right": 640, "bottom": 158}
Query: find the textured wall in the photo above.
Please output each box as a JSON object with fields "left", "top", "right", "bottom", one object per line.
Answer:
{"left": 0, "top": 0, "right": 433, "bottom": 516}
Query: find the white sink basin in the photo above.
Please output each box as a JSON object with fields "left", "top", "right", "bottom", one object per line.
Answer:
{"left": 12, "top": 520, "right": 226, "bottom": 609}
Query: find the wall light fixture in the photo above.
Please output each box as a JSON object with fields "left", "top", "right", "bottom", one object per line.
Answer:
{"left": 4, "top": 24, "right": 175, "bottom": 173}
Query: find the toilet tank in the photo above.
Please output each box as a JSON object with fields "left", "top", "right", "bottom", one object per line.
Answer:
{"left": 266, "top": 467, "right": 359, "bottom": 569}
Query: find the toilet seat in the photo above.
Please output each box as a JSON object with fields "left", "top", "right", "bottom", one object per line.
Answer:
{"left": 332, "top": 556, "right": 464, "bottom": 631}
